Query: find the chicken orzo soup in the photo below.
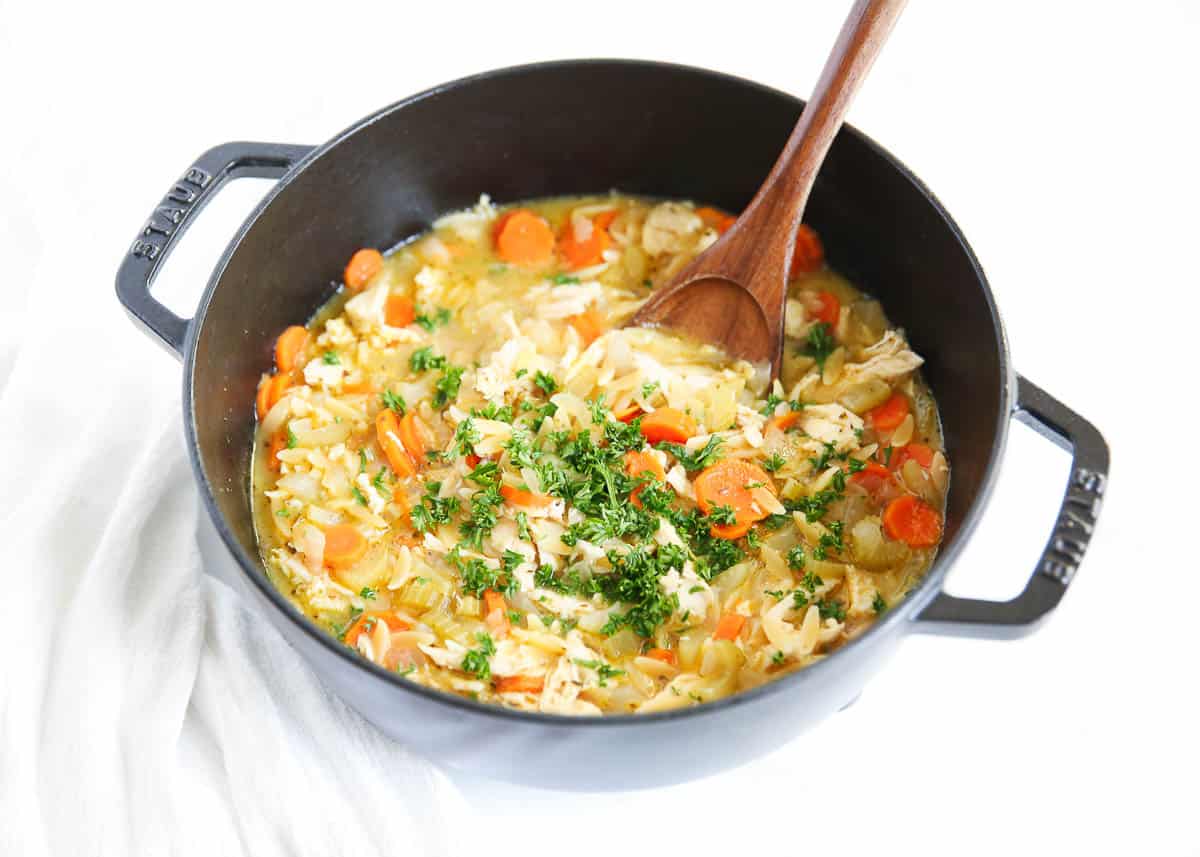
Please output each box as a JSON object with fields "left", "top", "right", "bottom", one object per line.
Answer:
{"left": 251, "top": 194, "right": 948, "bottom": 714}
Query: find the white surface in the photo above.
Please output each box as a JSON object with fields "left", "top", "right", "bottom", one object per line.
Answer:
{"left": 1, "top": 1, "right": 1197, "bottom": 854}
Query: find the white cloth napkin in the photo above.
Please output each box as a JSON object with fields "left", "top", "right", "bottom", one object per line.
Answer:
{"left": 0, "top": 296, "right": 463, "bottom": 855}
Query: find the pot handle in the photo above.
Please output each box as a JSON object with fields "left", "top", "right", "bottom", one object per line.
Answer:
{"left": 115, "top": 141, "right": 313, "bottom": 357}
{"left": 913, "top": 375, "right": 1108, "bottom": 639}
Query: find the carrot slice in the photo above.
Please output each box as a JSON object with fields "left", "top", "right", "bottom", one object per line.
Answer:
{"left": 341, "top": 380, "right": 375, "bottom": 395}
{"left": 270, "top": 373, "right": 291, "bottom": 407}
{"left": 375, "top": 409, "right": 416, "bottom": 479}
{"left": 566, "top": 308, "right": 606, "bottom": 346}
{"left": 256, "top": 375, "right": 273, "bottom": 420}
{"left": 274, "top": 325, "right": 309, "bottom": 373}
{"left": 491, "top": 210, "right": 516, "bottom": 243}
{"left": 614, "top": 403, "right": 643, "bottom": 424}
{"left": 267, "top": 428, "right": 288, "bottom": 471}
{"left": 849, "top": 460, "right": 891, "bottom": 495}
{"left": 323, "top": 523, "right": 368, "bottom": 568}
{"left": 790, "top": 224, "right": 824, "bottom": 277}
{"left": 644, "top": 647, "right": 677, "bottom": 665}
{"left": 811, "top": 291, "right": 841, "bottom": 328}
{"left": 483, "top": 589, "right": 510, "bottom": 637}
{"left": 892, "top": 442, "right": 935, "bottom": 470}
{"left": 499, "top": 483, "right": 553, "bottom": 508}
{"left": 639, "top": 407, "right": 698, "bottom": 445}
{"left": 559, "top": 210, "right": 616, "bottom": 270}
{"left": 344, "top": 612, "right": 412, "bottom": 648}
{"left": 882, "top": 494, "right": 942, "bottom": 547}
{"left": 766, "top": 410, "right": 802, "bottom": 434}
{"left": 494, "top": 674, "right": 545, "bottom": 694}
{"left": 464, "top": 453, "right": 481, "bottom": 469}
{"left": 494, "top": 209, "right": 555, "bottom": 267}
{"left": 385, "top": 294, "right": 416, "bottom": 327}
{"left": 345, "top": 248, "right": 383, "bottom": 292}
{"left": 713, "top": 613, "right": 746, "bottom": 641}
{"left": 868, "top": 392, "right": 910, "bottom": 432}
{"left": 397, "top": 412, "right": 425, "bottom": 466}
{"left": 694, "top": 459, "right": 775, "bottom": 538}
{"left": 696, "top": 206, "right": 736, "bottom": 234}
{"left": 624, "top": 449, "right": 666, "bottom": 508}
{"left": 710, "top": 520, "right": 755, "bottom": 540}
{"left": 256, "top": 373, "right": 291, "bottom": 420}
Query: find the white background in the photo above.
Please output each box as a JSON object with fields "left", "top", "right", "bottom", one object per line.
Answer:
{"left": 2, "top": 0, "right": 1197, "bottom": 854}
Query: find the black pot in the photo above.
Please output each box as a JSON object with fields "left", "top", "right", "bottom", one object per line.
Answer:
{"left": 116, "top": 60, "right": 1108, "bottom": 790}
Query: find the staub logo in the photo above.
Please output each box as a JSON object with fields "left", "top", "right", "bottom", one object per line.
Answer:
{"left": 1039, "top": 466, "right": 1106, "bottom": 585}
{"left": 129, "top": 166, "right": 213, "bottom": 261}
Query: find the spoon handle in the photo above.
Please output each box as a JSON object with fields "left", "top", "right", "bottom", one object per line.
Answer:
{"left": 736, "top": 0, "right": 908, "bottom": 266}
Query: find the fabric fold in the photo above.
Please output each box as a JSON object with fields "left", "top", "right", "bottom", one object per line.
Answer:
{"left": 0, "top": 321, "right": 458, "bottom": 856}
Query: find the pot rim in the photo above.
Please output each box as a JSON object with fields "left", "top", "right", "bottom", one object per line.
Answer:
{"left": 183, "top": 58, "right": 1013, "bottom": 727}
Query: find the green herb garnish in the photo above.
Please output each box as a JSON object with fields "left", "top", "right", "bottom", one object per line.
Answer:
{"left": 381, "top": 390, "right": 407, "bottom": 415}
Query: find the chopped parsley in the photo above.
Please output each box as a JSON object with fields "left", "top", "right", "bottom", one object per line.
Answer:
{"left": 552, "top": 273, "right": 580, "bottom": 285}
{"left": 409, "top": 346, "right": 447, "bottom": 373}
{"left": 572, "top": 658, "right": 626, "bottom": 686}
{"left": 359, "top": 586, "right": 376, "bottom": 600}
{"left": 472, "top": 401, "right": 514, "bottom": 422}
{"left": 286, "top": 427, "right": 297, "bottom": 449}
{"left": 705, "top": 504, "right": 738, "bottom": 526}
{"left": 414, "top": 306, "right": 451, "bottom": 331}
{"left": 813, "top": 521, "right": 844, "bottom": 560}
{"left": 381, "top": 390, "right": 406, "bottom": 415}
{"left": 597, "top": 544, "right": 685, "bottom": 638}
{"left": 467, "top": 459, "right": 500, "bottom": 488}
{"left": 760, "top": 394, "right": 804, "bottom": 418}
{"left": 772, "top": 651, "right": 786, "bottom": 666}
{"left": 321, "top": 350, "right": 340, "bottom": 365}
{"left": 787, "top": 545, "right": 806, "bottom": 571}
{"left": 454, "top": 418, "right": 480, "bottom": 457}
{"left": 872, "top": 592, "right": 888, "bottom": 614}
{"left": 761, "top": 453, "right": 786, "bottom": 472}
{"left": 641, "top": 380, "right": 660, "bottom": 398}
{"left": 351, "top": 486, "right": 369, "bottom": 506}
{"left": 432, "top": 366, "right": 465, "bottom": 408}
{"left": 655, "top": 435, "right": 724, "bottom": 471}
{"left": 458, "top": 481, "right": 504, "bottom": 551}
{"left": 588, "top": 395, "right": 610, "bottom": 425}
{"left": 817, "top": 598, "right": 846, "bottom": 622}
{"left": 460, "top": 632, "right": 496, "bottom": 681}
{"left": 799, "top": 322, "right": 837, "bottom": 371}
{"left": 533, "top": 371, "right": 559, "bottom": 395}
{"left": 451, "top": 553, "right": 508, "bottom": 598}
{"left": 409, "top": 481, "right": 461, "bottom": 533}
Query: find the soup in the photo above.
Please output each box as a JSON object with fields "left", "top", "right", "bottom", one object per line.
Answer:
{"left": 251, "top": 194, "right": 948, "bottom": 714}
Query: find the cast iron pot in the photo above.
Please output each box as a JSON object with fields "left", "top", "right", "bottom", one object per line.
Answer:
{"left": 116, "top": 60, "right": 1108, "bottom": 790}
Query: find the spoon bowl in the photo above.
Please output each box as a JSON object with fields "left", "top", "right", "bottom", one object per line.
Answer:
{"left": 628, "top": 0, "right": 907, "bottom": 378}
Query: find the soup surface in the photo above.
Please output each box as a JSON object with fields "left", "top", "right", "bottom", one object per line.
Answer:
{"left": 251, "top": 194, "right": 948, "bottom": 715}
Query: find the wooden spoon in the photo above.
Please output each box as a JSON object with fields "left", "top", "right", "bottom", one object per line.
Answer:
{"left": 627, "top": 0, "right": 907, "bottom": 379}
